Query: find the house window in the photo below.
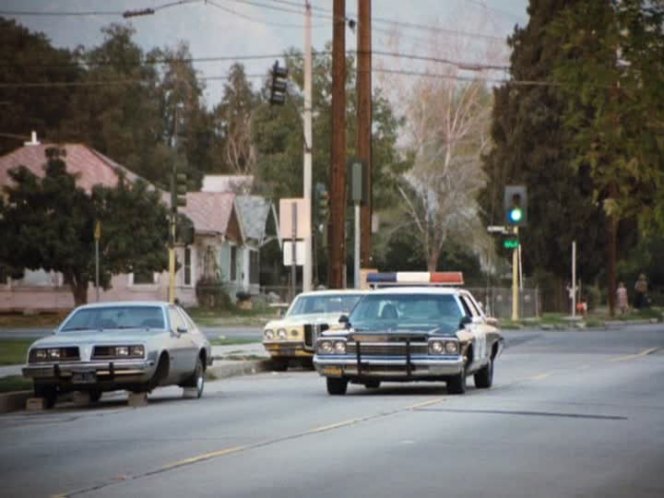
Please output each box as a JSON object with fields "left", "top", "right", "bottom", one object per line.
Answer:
{"left": 133, "top": 270, "right": 156, "bottom": 285}
{"left": 230, "top": 246, "right": 237, "bottom": 281}
{"left": 249, "top": 251, "right": 260, "bottom": 284}
{"left": 184, "top": 247, "right": 192, "bottom": 286}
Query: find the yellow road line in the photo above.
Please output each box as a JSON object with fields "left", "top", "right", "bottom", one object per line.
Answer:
{"left": 159, "top": 446, "right": 246, "bottom": 471}
{"left": 530, "top": 372, "right": 554, "bottom": 381}
{"left": 308, "top": 418, "right": 363, "bottom": 434}
{"left": 406, "top": 398, "right": 445, "bottom": 410}
{"left": 609, "top": 347, "right": 658, "bottom": 363}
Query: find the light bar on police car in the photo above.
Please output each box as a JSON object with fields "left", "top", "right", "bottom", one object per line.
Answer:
{"left": 366, "top": 271, "right": 464, "bottom": 286}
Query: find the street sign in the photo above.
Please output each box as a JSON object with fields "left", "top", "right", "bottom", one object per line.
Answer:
{"left": 283, "top": 240, "right": 305, "bottom": 266}
{"left": 279, "top": 198, "right": 311, "bottom": 239}
{"left": 503, "top": 238, "right": 520, "bottom": 249}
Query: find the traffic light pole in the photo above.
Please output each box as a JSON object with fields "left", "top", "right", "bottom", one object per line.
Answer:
{"left": 168, "top": 170, "right": 176, "bottom": 304}
{"left": 302, "top": 1, "right": 313, "bottom": 292}
{"left": 511, "top": 226, "right": 519, "bottom": 321}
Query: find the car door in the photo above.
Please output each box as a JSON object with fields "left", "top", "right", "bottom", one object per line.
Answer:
{"left": 459, "top": 293, "right": 488, "bottom": 367}
{"left": 167, "top": 306, "right": 198, "bottom": 378}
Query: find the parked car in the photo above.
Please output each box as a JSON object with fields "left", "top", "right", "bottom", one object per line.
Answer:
{"left": 262, "top": 290, "right": 366, "bottom": 370}
{"left": 313, "top": 281, "right": 503, "bottom": 395}
{"left": 22, "top": 301, "right": 212, "bottom": 408}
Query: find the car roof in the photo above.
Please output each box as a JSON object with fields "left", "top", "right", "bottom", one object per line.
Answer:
{"left": 295, "top": 290, "right": 368, "bottom": 298}
{"left": 365, "top": 286, "right": 463, "bottom": 296}
{"left": 73, "top": 301, "right": 170, "bottom": 310}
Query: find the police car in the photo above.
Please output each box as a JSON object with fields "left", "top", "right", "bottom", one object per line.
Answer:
{"left": 313, "top": 272, "right": 503, "bottom": 395}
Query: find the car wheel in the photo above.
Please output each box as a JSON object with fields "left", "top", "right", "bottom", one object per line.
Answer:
{"left": 148, "top": 353, "right": 170, "bottom": 391}
{"left": 447, "top": 369, "right": 467, "bottom": 395}
{"left": 34, "top": 384, "right": 57, "bottom": 409}
{"left": 89, "top": 390, "right": 103, "bottom": 403}
{"left": 271, "top": 358, "right": 289, "bottom": 372}
{"left": 364, "top": 380, "right": 381, "bottom": 389}
{"left": 327, "top": 377, "right": 348, "bottom": 395}
{"left": 474, "top": 358, "right": 493, "bottom": 389}
{"left": 183, "top": 357, "right": 205, "bottom": 399}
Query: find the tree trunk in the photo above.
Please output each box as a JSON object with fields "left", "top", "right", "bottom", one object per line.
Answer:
{"left": 427, "top": 252, "right": 438, "bottom": 272}
{"left": 69, "top": 278, "right": 89, "bottom": 307}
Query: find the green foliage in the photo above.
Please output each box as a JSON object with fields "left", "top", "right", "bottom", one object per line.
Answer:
{"left": 482, "top": 0, "right": 608, "bottom": 287}
{"left": 0, "top": 149, "right": 169, "bottom": 305}
{"left": 0, "top": 339, "right": 33, "bottom": 366}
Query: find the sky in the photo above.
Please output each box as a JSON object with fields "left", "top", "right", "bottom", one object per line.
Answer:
{"left": 2, "top": 0, "right": 530, "bottom": 106}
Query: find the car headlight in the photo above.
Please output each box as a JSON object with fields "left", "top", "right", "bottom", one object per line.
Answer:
{"left": 277, "top": 328, "right": 288, "bottom": 340}
{"left": 264, "top": 329, "right": 274, "bottom": 340}
{"left": 333, "top": 341, "right": 346, "bottom": 354}
{"left": 318, "top": 340, "right": 333, "bottom": 354}
{"left": 129, "top": 345, "right": 145, "bottom": 358}
{"left": 47, "top": 348, "right": 61, "bottom": 360}
{"left": 34, "top": 349, "right": 47, "bottom": 361}
{"left": 116, "top": 346, "right": 129, "bottom": 357}
{"left": 445, "top": 341, "right": 459, "bottom": 354}
{"left": 429, "top": 340, "right": 445, "bottom": 355}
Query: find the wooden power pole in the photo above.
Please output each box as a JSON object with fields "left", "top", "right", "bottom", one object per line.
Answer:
{"left": 357, "top": 0, "right": 372, "bottom": 270}
{"left": 329, "top": 0, "right": 346, "bottom": 288}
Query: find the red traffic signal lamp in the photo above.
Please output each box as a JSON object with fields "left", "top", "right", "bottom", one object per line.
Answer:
{"left": 504, "top": 185, "right": 527, "bottom": 226}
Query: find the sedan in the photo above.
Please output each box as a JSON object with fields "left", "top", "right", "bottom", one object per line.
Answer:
{"left": 22, "top": 301, "right": 212, "bottom": 408}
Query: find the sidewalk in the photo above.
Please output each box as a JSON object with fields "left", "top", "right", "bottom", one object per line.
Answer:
{"left": 0, "top": 342, "right": 271, "bottom": 413}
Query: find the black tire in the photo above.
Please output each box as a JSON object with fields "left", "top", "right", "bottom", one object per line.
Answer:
{"left": 447, "top": 369, "right": 467, "bottom": 395}
{"left": 364, "top": 380, "right": 381, "bottom": 389}
{"left": 326, "top": 377, "right": 348, "bottom": 395}
{"left": 474, "top": 358, "right": 493, "bottom": 389}
{"left": 271, "top": 358, "right": 289, "bottom": 372}
{"left": 89, "top": 390, "right": 103, "bottom": 403}
{"left": 147, "top": 354, "right": 169, "bottom": 391}
{"left": 34, "top": 384, "right": 57, "bottom": 409}
{"left": 183, "top": 357, "right": 205, "bottom": 399}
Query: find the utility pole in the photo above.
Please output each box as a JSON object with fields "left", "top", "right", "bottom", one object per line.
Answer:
{"left": 302, "top": 0, "right": 313, "bottom": 292}
{"left": 357, "top": 0, "right": 372, "bottom": 269}
{"left": 329, "top": 0, "right": 346, "bottom": 288}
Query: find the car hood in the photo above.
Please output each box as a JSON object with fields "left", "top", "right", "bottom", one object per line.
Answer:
{"left": 264, "top": 313, "right": 345, "bottom": 329}
{"left": 31, "top": 329, "right": 166, "bottom": 347}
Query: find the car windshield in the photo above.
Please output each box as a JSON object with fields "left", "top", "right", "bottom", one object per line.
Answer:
{"left": 287, "top": 294, "right": 363, "bottom": 316}
{"left": 349, "top": 293, "right": 463, "bottom": 333}
{"left": 60, "top": 306, "right": 165, "bottom": 332}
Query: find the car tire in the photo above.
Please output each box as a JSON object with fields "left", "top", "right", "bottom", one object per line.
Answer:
{"left": 447, "top": 369, "right": 467, "bottom": 395}
{"left": 89, "top": 390, "right": 103, "bottom": 403}
{"left": 34, "top": 384, "right": 57, "bottom": 409}
{"left": 327, "top": 377, "right": 348, "bottom": 395}
{"left": 474, "top": 358, "right": 493, "bottom": 389}
{"left": 183, "top": 357, "right": 205, "bottom": 399}
{"left": 364, "top": 380, "right": 381, "bottom": 389}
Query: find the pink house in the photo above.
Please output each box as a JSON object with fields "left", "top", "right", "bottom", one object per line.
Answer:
{"left": 0, "top": 142, "right": 262, "bottom": 312}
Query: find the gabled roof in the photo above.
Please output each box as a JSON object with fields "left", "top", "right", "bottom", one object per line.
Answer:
{"left": 234, "top": 195, "right": 275, "bottom": 243}
{"left": 201, "top": 175, "right": 254, "bottom": 194}
{"left": 0, "top": 143, "right": 143, "bottom": 192}
{"left": 181, "top": 192, "right": 236, "bottom": 236}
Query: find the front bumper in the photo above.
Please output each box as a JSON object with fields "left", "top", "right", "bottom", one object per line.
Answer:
{"left": 22, "top": 359, "right": 156, "bottom": 386}
{"left": 313, "top": 354, "right": 464, "bottom": 380}
{"left": 263, "top": 341, "right": 313, "bottom": 358}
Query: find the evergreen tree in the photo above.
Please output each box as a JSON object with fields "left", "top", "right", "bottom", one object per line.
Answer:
{"left": 482, "top": 0, "right": 606, "bottom": 309}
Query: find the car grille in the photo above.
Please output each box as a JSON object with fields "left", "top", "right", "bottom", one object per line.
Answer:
{"left": 347, "top": 342, "right": 429, "bottom": 356}
{"left": 91, "top": 346, "right": 118, "bottom": 359}
{"left": 304, "top": 323, "right": 329, "bottom": 349}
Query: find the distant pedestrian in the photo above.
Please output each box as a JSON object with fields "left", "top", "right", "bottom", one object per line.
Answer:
{"left": 616, "top": 282, "right": 629, "bottom": 314}
{"left": 634, "top": 273, "right": 648, "bottom": 309}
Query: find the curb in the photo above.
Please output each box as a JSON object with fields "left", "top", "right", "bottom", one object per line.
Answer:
{"left": 0, "top": 358, "right": 272, "bottom": 415}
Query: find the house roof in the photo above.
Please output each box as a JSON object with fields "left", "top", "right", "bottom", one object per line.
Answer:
{"left": 201, "top": 175, "right": 254, "bottom": 194}
{"left": 234, "top": 195, "right": 275, "bottom": 243}
{"left": 0, "top": 143, "right": 143, "bottom": 192}
{"left": 182, "top": 192, "right": 236, "bottom": 236}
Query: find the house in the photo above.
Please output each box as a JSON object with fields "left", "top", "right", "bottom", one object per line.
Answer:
{"left": 0, "top": 142, "right": 279, "bottom": 311}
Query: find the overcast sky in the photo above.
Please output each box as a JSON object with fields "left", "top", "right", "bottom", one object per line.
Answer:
{"left": 2, "top": 0, "right": 529, "bottom": 105}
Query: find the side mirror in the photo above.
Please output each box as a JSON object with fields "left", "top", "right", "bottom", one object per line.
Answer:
{"left": 459, "top": 316, "right": 472, "bottom": 329}
{"left": 339, "top": 315, "right": 350, "bottom": 329}
{"left": 177, "top": 326, "right": 188, "bottom": 334}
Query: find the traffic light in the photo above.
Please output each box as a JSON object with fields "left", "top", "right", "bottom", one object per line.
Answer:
{"left": 316, "top": 183, "right": 329, "bottom": 221}
{"left": 504, "top": 185, "right": 527, "bottom": 226}
{"left": 175, "top": 172, "right": 187, "bottom": 207}
{"left": 176, "top": 215, "right": 195, "bottom": 245}
{"left": 269, "top": 61, "right": 288, "bottom": 105}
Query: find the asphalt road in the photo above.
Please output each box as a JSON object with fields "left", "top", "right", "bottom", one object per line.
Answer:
{"left": 1, "top": 324, "right": 663, "bottom": 498}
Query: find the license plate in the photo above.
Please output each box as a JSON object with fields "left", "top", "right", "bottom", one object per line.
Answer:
{"left": 72, "top": 372, "right": 97, "bottom": 384}
{"left": 321, "top": 366, "right": 343, "bottom": 377}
